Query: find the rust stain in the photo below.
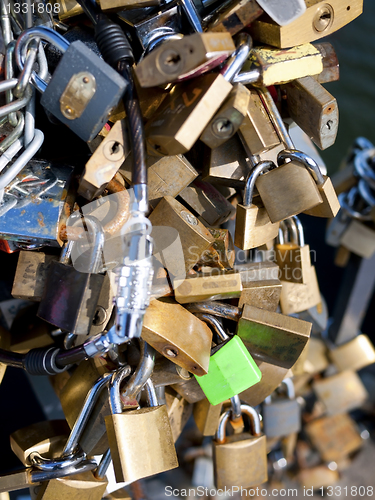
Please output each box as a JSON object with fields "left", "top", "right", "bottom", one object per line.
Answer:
{"left": 20, "top": 210, "right": 25, "bottom": 216}
{"left": 37, "top": 212, "right": 45, "bottom": 227}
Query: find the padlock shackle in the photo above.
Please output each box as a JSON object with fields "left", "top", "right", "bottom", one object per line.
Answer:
{"left": 258, "top": 87, "right": 294, "bottom": 150}
{"left": 277, "top": 149, "right": 325, "bottom": 186}
{"left": 185, "top": 301, "right": 241, "bottom": 322}
{"left": 121, "top": 341, "right": 156, "bottom": 402}
{"left": 281, "top": 378, "right": 296, "bottom": 400}
{"left": 145, "top": 378, "right": 159, "bottom": 407}
{"left": 221, "top": 32, "right": 252, "bottom": 82}
{"left": 358, "top": 178, "right": 375, "bottom": 208}
{"left": 354, "top": 149, "right": 375, "bottom": 191}
{"left": 15, "top": 26, "right": 70, "bottom": 93}
{"left": 215, "top": 404, "right": 261, "bottom": 443}
{"left": 109, "top": 365, "right": 132, "bottom": 415}
{"left": 340, "top": 187, "right": 371, "bottom": 221}
{"left": 243, "top": 161, "right": 275, "bottom": 207}
{"left": 195, "top": 313, "right": 229, "bottom": 342}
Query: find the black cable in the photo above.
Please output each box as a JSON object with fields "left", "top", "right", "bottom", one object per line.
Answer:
{"left": 55, "top": 345, "right": 87, "bottom": 366}
{"left": 0, "top": 348, "right": 25, "bottom": 369}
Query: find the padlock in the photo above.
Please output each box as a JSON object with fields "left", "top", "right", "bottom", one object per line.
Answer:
{"left": 0, "top": 160, "right": 74, "bottom": 248}
{"left": 145, "top": 35, "right": 251, "bottom": 155}
{"left": 194, "top": 315, "right": 261, "bottom": 405}
{"left": 202, "top": 134, "right": 249, "bottom": 187}
{"left": 78, "top": 120, "right": 130, "bottom": 201}
{"left": 275, "top": 217, "right": 312, "bottom": 283}
{"left": 256, "top": 149, "right": 324, "bottom": 223}
{"left": 10, "top": 420, "right": 70, "bottom": 466}
{"left": 141, "top": 298, "right": 212, "bottom": 376}
{"left": 178, "top": 179, "right": 235, "bottom": 226}
{"left": 282, "top": 76, "right": 338, "bottom": 150}
{"left": 193, "top": 398, "right": 223, "bottom": 436}
{"left": 341, "top": 219, "right": 375, "bottom": 259}
{"left": 99, "top": 0, "right": 159, "bottom": 13}
{"left": 197, "top": 228, "right": 235, "bottom": 269}
{"left": 206, "top": 0, "right": 263, "bottom": 35}
{"left": 151, "top": 356, "right": 192, "bottom": 387}
{"left": 135, "top": 33, "right": 235, "bottom": 87}
{"left": 279, "top": 264, "right": 321, "bottom": 315}
{"left": 312, "top": 370, "right": 368, "bottom": 416}
{"left": 233, "top": 43, "right": 323, "bottom": 87}
{"left": 105, "top": 367, "right": 178, "bottom": 483}
{"left": 200, "top": 83, "right": 250, "bottom": 149}
{"left": 165, "top": 387, "right": 193, "bottom": 442}
{"left": 34, "top": 471, "right": 108, "bottom": 500}
{"left": 37, "top": 217, "right": 105, "bottom": 336}
{"left": 235, "top": 260, "right": 280, "bottom": 284}
{"left": 121, "top": 153, "right": 198, "bottom": 209}
{"left": 250, "top": 0, "right": 363, "bottom": 48}
{"left": 174, "top": 270, "right": 242, "bottom": 304}
{"left": 213, "top": 405, "right": 267, "bottom": 489}
{"left": 57, "top": 0, "right": 84, "bottom": 20}
{"left": 297, "top": 466, "right": 340, "bottom": 489}
{"left": 171, "top": 377, "right": 206, "bottom": 404}
{"left": 237, "top": 303, "right": 311, "bottom": 368}
{"left": 314, "top": 42, "right": 340, "bottom": 84}
{"left": 329, "top": 334, "right": 375, "bottom": 372}
{"left": 16, "top": 27, "right": 127, "bottom": 142}
{"left": 12, "top": 251, "right": 58, "bottom": 301}
{"left": 262, "top": 379, "right": 301, "bottom": 439}
{"left": 305, "top": 413, "right": 363, "bottom": 463}
{"left": 234, "top": 160, "right": 280, "bottom": 249}
{"left": 238, "top": 278, "right": 282, "bottom": 311}
{"left": 149, "top": 196, "right": 215, "bottom": 275}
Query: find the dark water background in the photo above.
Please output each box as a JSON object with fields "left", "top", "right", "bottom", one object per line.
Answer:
{"left": 320, "top": 0, "right": 375, "bottom": 174}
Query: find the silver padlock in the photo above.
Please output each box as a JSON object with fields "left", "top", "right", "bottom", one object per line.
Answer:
{"left": 262, "top": 378, "right": 301, "bottom": 439}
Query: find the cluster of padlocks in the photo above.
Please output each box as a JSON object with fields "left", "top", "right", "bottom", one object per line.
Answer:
{"left": 0, "top": 0, "right": 374, "bottom": 497}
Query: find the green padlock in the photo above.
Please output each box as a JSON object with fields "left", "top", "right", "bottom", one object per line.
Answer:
{"left": 193, "top": 314, "right": 262, "bottom": 405}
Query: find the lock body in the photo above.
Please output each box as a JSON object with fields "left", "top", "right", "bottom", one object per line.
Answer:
{"left": 329, "top": 334, "right": 375, "bottom": 372}
{"left": 41, "top": 41, "right": 127, "bottom": 142}
{"left": 34, "top": 471, "right": 107, "bottom": 500}
{"left": 12, "top": 252, "right": 58, "bottom": 301}
{"left": 279, "top": 265, "right": 321, "bottom": 314}
{"left": 238, "top": 279, "right": 282, "bottom": 311}
{"left": 165, "top": 388, "right": 193, "bottom": 442}
{"left": 263, "top": 399, "right": 301, "bottom": 438}
{"left": 174, "top": 271, "right": 242, "bottom": 304}
{"left": 193, "top": 399, "right": 223, "bottom": 436}
{"left": 234, "top": 203, "right": 280, "bottom": 249}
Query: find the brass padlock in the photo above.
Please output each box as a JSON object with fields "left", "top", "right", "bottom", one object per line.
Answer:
{"left": 213, "top": 405, "right": 267, "bottom": 489}
{"left": 178, "top": 179, "right": 235, "bottom": 226}
{"left": 279, "top": 264, "right": 321, "bottom": 315}
{"left": 256, "top": 149, "right": 324, "bottom": 223}
{"left": 297, "top": 466, "right": 339, "bottom": 489}
{"left": 275, "top": 217, "right": 312, "bottom": 283}
{"left": 312, "top": 370, "right": 368, "bottom": 415}
{"left": 238, "top": 278, "right": 282, "bottom": 311}
{"left": 193, "top": 398, "right": 223, "bottom": 436}
{"left": 120, "top": 154, "right": 198, "bottom": 210}
{"left": 34, "top": 472, "right": 108, "bottom": 500}
{"left": 235, "top": 260, "right": 280, "bottom": 284}
{"left": 328, "top": 334, "right": 375, "bottom": 372}
{"left": 200, "top": 83, "right": 250, "bottom": 149}
{"left": 202, "top": 134, "right": 248, "bottom": 187}
{"left": 174, "top": 270, "right": 242, "bottom": 304}
{"left": 105, "top": 368, "right": 178, "bottom": 483}
{"left": 141, "top": 298, "right": 212, "bottom": 376}
{"left": 78, "top": 120, "right": 130, "bottom": 201}
{"left": 149, "top": 196, "right": 215, "bottom": 275}
{"left": 305, "top": 413, "right": 363, "bottom": 463}
{"left": 234, "top": 160, "right": 280, "bottom": 249}
{"left": 282, "top": 76, "right": 338, "bottom": 150}
{"left": 99, "top": 0, "right": 159, "bottom": 12}
{"left": 250, "top": 0, "right": 363, "bottom": 48}
{"left": 236, "top": 304, "right": 311, "bottom": 368}
{"left": 135, "top": 33, "right": 235, "bottom": 88}
{"left": 12, "top": 251, "right": 58, "bottom": 301}
{"left": 206, "top": 0, "right": 263, "bottom": 35}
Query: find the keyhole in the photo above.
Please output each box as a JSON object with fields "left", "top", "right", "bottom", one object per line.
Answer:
{"left": 212, "top": 118, "right": 234, "bottom": 138}
{"left": 111, "top": 141, "right": 120, "bottom": 155}
{"left": 165, "top": 53, "right": 181, "bottom": 66}
{"left": 313, "top": 5, "right": 334, "bottom": 32}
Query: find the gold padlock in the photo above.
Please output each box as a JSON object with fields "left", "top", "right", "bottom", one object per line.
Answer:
{"left": 250, "top": 0, "right": 363, "bottom": 49}
{"left": 198, "top": 228, "right": 235, "bottom": 269}
{"left": 328, "top": 334, "right": 375, "bottom": 372}
{"left": 279, "top": 265, "right": 321, "bottom": 315}
{"left": 120, "top": 153, "right": 198, "bottom": 210}
{"left": 105, "top": 369, "right": 178, "bottom": 483}
{"left": 141, "top": 298, "right": 212, "bottom": 376}
{"left": 282, "top": 76, "right": 338, "bottom": 150}
{"left": 275, "top": 217, "right": 312, "bottom": 283}
{"left": 174, "top": 270, "right": 242, "bottom": 304}
{"left": 297, "top": 466, "right": 339, "bottom": 489}
{"left": 202, "top": 134, "right": 248, "bottom": 187}
{"left": 200, "top": 84, "right": 250, "bottom": 149}
{"left": 305, "top": 413, "right": 363, "bottom": 462}
{"left": 99, "top": 0, "right": 159, "bottom": 12}
{"left": 237, "top": 304, "right": 311, "bottom": 368}
{"left": 178, "top": 179, "right": 235, "bottom": 226}
{"left": 235, "top": 260, "right": 280, "bottom": 284}
{"left": 238, "top": 279, "right": 282, "bottom": 311}
{"left": 149, "top": 196, "right": 215, "bottom": 275}
{"left": 206, "top": 0, "right": 263, "bottom": 35}
{"left": 312, "top": 370, "right": 368, "bottom": 415}
{"left": 213, "top": 405, "right": 267, "bottom": 489}
{"left": 34, "top": 472, "right": 107, "bottom": 500}
{"left": 135, "top": 33, "right": 235, "bottom": 88}
{"left": 234, "top": 161, "right": 280, "bottom": 249}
